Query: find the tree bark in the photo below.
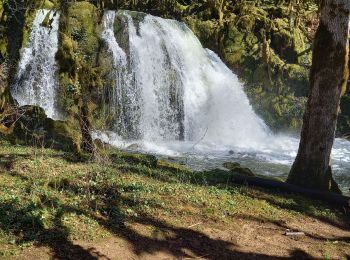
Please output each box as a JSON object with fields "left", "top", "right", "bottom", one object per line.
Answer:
{"left": 288, "top": 0, "right": 350, "bottom": 192}
{"left": 79, "top": 103, "right": 94, "bottom": 154}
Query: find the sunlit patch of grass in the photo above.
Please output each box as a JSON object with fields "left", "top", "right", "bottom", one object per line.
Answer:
{"left": 61, "top": 212, "right": 110, "bottom": 241}
{"left": 0, "top": 140, "right": 348, "bottom": 256}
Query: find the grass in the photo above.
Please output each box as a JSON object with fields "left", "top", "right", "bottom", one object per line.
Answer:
{"left": 0, "top": 140, "right": 349, "bottom": 258}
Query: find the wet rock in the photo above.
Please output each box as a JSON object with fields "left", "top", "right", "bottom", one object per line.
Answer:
{"left": 110, "top": 151, "right": 157, "bottom": 168}
{"left": 223, "top": 162, "right": 255, "bottom": 177}
{"left": 126, "top": 143, "right": 141, "bottom": 150}
{"left": 93, "top": 138, "right": 111, "bottom": 149}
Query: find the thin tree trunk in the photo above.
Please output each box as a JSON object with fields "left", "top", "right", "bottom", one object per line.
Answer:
{"left": 79, "top": 104, "right": 94, "bottom": 154}
{"left": 288, "top": 0, "right": 350, "bottom": 192}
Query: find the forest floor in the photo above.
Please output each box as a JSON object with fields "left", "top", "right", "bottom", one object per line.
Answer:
{"left": 0, "top": 140, "right": 349, "bottom": 259}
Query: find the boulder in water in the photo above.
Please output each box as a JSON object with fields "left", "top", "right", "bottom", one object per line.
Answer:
{"left": 157, "top": 159, "right": 191, "bottom": 173}
{"left": 223, "top": 162, "right": 255, "bottom": 177}
{"left": 110, "top": 151, "right": 157, "bottom": 168}
{"left": 126, "top": 143, "right": 141, "bottom": 150}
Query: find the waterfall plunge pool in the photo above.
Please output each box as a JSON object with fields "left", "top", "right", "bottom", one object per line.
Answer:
{"left": 93, "top": 131, "right": 350, "bottom": 195}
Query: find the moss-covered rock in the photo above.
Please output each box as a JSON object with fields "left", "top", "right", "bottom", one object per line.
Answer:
{"left": 56, "top": 1, "right": 102, "bottom": 114}
{"left": 55, "top": 1, "right": 104, "bottom": 151}
{"left": 157, "top": 159, "right": 189, "bottom": 173}
{"left": 110, "top": 151, "right": 158, "bottom": 168}
{"left": 1, "top": 106, "right": 81, "bottom": 152}
{"left": 182, "top": 0, "right": 315, "bottom": 132}
{"left": 223, "top": 162, "right": 255, "bottom": 177}
{"left": 42, "top": 0, "right": 55, "bottom": 10}
{"left": 186, "top": 17, "right": 221, "bottom": 54}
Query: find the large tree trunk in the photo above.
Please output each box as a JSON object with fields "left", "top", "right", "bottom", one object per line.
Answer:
{"left": 287, "top": 0, "right": 350, "bottom": 192}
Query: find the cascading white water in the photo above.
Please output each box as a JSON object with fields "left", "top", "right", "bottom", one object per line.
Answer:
{"left": 101, "top": 11, "right": 142, "bottom": 139}
{"left": 98, "top": 10, "right": 350, "bottom": 194}
{"left": 12, "top": 9, "right": 61, "bottom": 119}
{"left": 101, "top": 10, "right": 269, "bottom": 147}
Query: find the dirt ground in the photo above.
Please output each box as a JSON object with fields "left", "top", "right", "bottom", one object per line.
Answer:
{"left": 14, "top": 213, "right": 350, "bottom": 260}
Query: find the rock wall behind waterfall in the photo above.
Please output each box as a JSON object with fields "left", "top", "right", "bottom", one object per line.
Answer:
{"left": 55, "top": 1, "right": 102, "bottom": 120}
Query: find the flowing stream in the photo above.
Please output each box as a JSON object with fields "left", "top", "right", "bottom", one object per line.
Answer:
{"left": 98, "top": 10, "right": 350, "bottom": 194}
{"left": 12, "top": 9, "right": 61, "bottom": 119}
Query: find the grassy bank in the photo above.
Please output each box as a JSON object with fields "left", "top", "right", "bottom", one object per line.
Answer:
{"left": 0, "top": 140, "right": 349, "bottom": 259}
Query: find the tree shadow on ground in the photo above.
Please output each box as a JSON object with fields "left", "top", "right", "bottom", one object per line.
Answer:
{"left": 0, "top": 148, "right": 348, "bottom": 259}
{"left": 95, "top": 213, "right": 314, "bottom": 259}
{"left": 236, "top": 185, "right": 350, "bottom": 231}
{"left": 115, "top": 161, "right": 350, "bottom": 231}
{"left": 0, "top": 200, "right": 101, "bottom": 259}
{"left": 234, "top": 213, "right": 350, "bottom": 245}
{"left": 0, "top": 176, "right": 316, "bottom": 260}
{"left": 10, "top": 202, "right": 316, "bottom": 259}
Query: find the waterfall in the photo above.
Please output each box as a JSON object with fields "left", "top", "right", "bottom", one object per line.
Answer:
{"left": 101, "top": 11, "right": 143, "bottom": 139}
{"left": 12, "top": 9, "right": 61, "bottom": 119}
{"left": 101, "top": 10, "right": 270, "bottom": 148}
{"left": 10, "top": 9, "right": 348, "bottom": 193}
